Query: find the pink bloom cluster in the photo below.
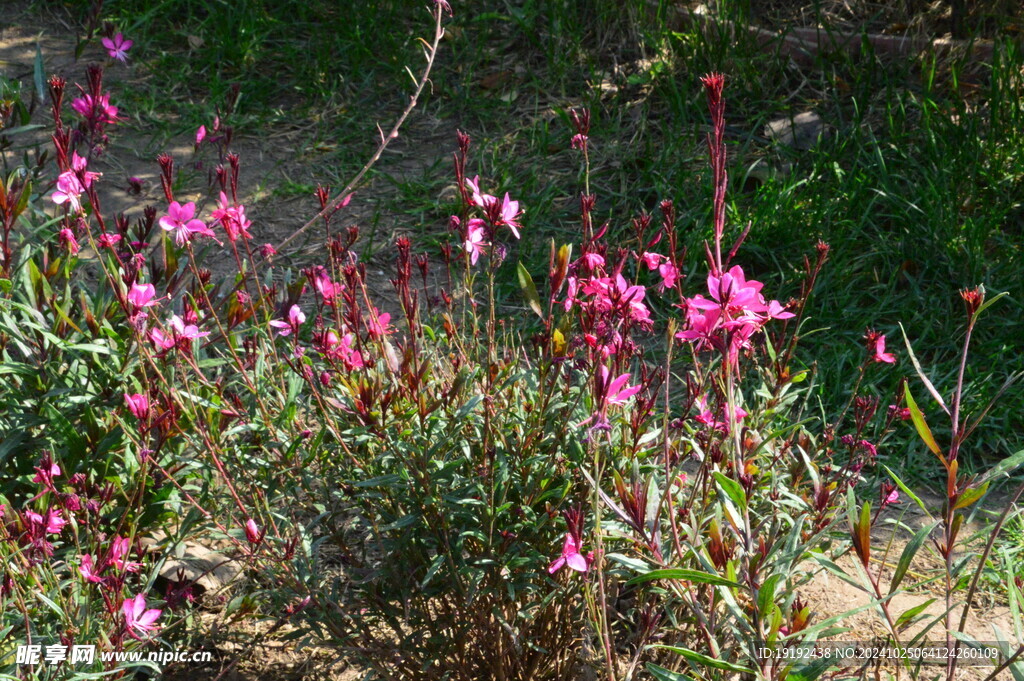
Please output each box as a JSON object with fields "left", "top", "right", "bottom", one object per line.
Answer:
{"left": 676, "top": 265, "right": 793, "bottom": 363}
{"left": 51, "top": 152, "right": 101, "bottom": 212}
{"left": 211, "top": 192, "right": 252, "bottom": 242}
{"left": 150, "top": 314, "right": 210, "bottom": 351}
{"left": 460, "top": 176, "right": 523, "bottom": 265}
{"left": 71, "top": 92, "right": 120, "bottom": 127}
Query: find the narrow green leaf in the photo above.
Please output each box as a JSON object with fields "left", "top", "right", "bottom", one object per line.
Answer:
{"left": 883, "top": 465, "right": 933, "bottom": 519}
{"left": 516, "top": 261, "right": 543, "bottom": 318}
{"left": 899, "top": 322, "right": 949, "bottom": 414}
{"left": 953, "top": 480, "right": 989, "bottom": 510}
{"left": 904, "top": 385, "right": 943, "bottom": 458}
{"left": 895, "top": 598, "right": 936, "bottom": 629}
{"left": 626, "top": 568, "right": 740, "bottom": 588}
{"left": 645, "top": 663, "right": 694, "bottom": 681}
{"left": 976, "top": 448, "right": 1024, "bottom": 487}
{"left": 712, "top": 471, "right": 747, "bottom": 513}
{"left": 34, "top": 42, "right": 45, "bottom": 104}
{"left": 651, "top": 645, "right": 755, "bottom": 674}
{"left": 890, "top": 520, "right": 940, "bottom": 594}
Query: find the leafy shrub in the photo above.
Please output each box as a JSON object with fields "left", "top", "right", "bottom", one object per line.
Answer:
{"left": 2, "top": 4, "right": 1023, "bottom": 681}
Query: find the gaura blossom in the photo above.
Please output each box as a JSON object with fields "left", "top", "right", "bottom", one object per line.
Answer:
{"left": 244, "top": 519, "right": 262, "bottom": 545}
{"left": 676, "top": 265, "right": 793, "bottom": 364}
{"left": 32, "top": 460, "right": 61, "bottom": 486}
{"left": 366, "top": 308, "right": 394, "bottom": 339}
{"left": 548, "top": 533, "right": 588, "bottom": 574}
{"left": 78, "top": 554, "right": 104, "bottom": 583}
{"left": 211, "top": 192, "right": 253, "bottom": 241}
{"left": 867, "top": 332, "right": 896, "bottom": 364}
{"left": 124, "top": 393, "right": 150, "bottom": 421}
{"left": 149, "top": 314, "right": 209, "bottom": 350}
{"left": 27, "top": 509, "right": 66, "bottom": 535}
{"left": 159, "top": 201, "right": 217, "bottom": 246}
{"left": 694, "top": 394, "right": 747, "bottom": 431}
{"left": 464, "top": 176, "right": 522, "bottom": 239}
{"left": 127, "top": 282, "right": 158, "bottom": 310}
{"left": 312, "top": 268, "right": 343, "bottom": 303}
{"left": 268, "top": 305, "right": 305, "bottom": 337}
{"left": 580, "top": 252, "right": 605, "bottom": 271}
{"left": 101, "top": 33, "right": 133, "bottom": 63}
{"left": 58, "top": 228, "right": 80, "bottom": 254}
{"left": 658, "top": 262, "right": 679, "bottom": 291}
{"left": 110, "top": 535, "right": 141, "bottom": 572}
{"left": 71, "top": 93, "right": 120, "bottom": 126}
{"left": 51, "top": 154, "right": 98, "bottom": 212}
{"left": 195, "top": 125, "right": 207, "bottom": 146}
{"left": 97, "top": 233, "right": 122, "bottom": 248}
{"left": 464, "top": 218, "right": 487, "bottom": 265}
{"left": 122, "top": 594, "right": 162, "bottom": 639}
{"left": 322, "top": 330, "right": 364, "bottom": 369}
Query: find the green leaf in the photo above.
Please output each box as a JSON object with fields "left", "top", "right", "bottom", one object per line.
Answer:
{"left": 904, "top": 385, "right": 944, "bottom": 459}
{"left": 645, "top": 663, "right": 694, "bottom": 681}
{"left": 516, "top": 261, "right": 543, "bottom": 318}
{"left": 895, "top": 598, "right": 936, "bottom": 629}
{"left": 953, "top": 480, "right": 989, "bottom": 510}
{"left": 34, "top": 41, "right": 45, "bottom": 104}
{"left": 758, "top": 573, "right": 783, "bottom": 617}
{"left": 712, "top": 471, "right": 747, "bottom": 513}
{"left": 883, "top": 465, "right": 933, "bottom": 519}
{"left": 975, "top": 447, "right": 1024, "bottom": 487}
{"left": 651, "top": 645, "right": 755, "bottom": 674}
{"left": 890, "top": 520, "right": 940, "bottom": 594}
{"left": 626, "top": 568, "right": 740, "bottom": 588}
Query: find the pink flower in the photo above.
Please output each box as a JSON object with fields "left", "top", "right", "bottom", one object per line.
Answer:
{"left": 464, "top": 218, "right": 487, "bottom": 265}
{"left": 52, "top": 173, "right": 85, "bottom": 212}
{"left": 71, "top": 93, "right": 119, "bottom": 126}
{"left": 640, "top": 252, "right": 666, "bottom": 270}
{"left": 211, "top": 192, "right": 253, "bottom": 241}
{"left": 694, "top": 395, "right": 746, "bottom": 431}
{"left": 322, "top": 330, "right": 364, "bottom": 369}
{"left": 366, "top": 309, "right": 393, "bottom": 339}
{"left": 159, "top": 201, "right": 217, "bottom": 246}
{"left": 465, "top": 176, "right": 491, "bottom": 209}
{"left": 268, "top": 305, "right": 305, "bottom": 337}
{"left": 122, "top": 594, "right": 162, "bottom": 639}
{"left": 581, "top": 252, "right": 605, "bottom": 271}
{"left": 58, "top": 228, "right": 80, "bottom": 254}
{"left": 78, "top": 554, "right": 104, "bottom": 583}
{"left": 27, "top": 509, "right": 66, "bottom": 535}
{"left": 312, "top": 268, "right": 343, "bottom": 302}
{"left": 169, "top": 314, "right": 210, "bottom": 341}
{"left": 110, "top": 536, "right": 141, "bottom": 572}
{"left": 496, "top": 193, "right": 522, "bottom": 239}
{"left": 127, "top": 283, "right": 158, "bottom": 309}
{"left": 548, "top": 533, "right": 588, "bottom": 574}
{"left": 603, "top": 368, "right": 642, "bottom": 407}
{"left": 149, "top": 327, "right": 175, "bottom": 351}
{"left": 658, "top": 262, "right": 679, "bottom": 291}
{"left": 870, "top": 334, "right": 896, "bottom": 364}
{"left": 98, "top": 233, "right": 122, "bottom": 248}
{"left": 244, "top": 519, "right": 262, "bottom": 545}
{"left": 124, "top": 393, "right": 150, "bottom": 421}
{"left": 195, "top": 125, "right": 207, "bottom": 146}
{"left": 32, "top": 460, "right": 61, "bottom": 486}
{"left": 101, "top": 33, "right": 133, "bottom": 63}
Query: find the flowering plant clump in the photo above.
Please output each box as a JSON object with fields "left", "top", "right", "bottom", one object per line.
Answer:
{"left": 1, "top": 7, "right": 1022, "bottom": 681}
